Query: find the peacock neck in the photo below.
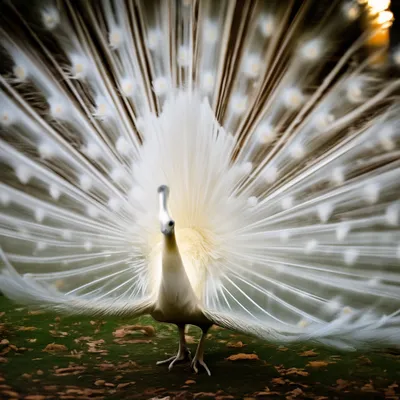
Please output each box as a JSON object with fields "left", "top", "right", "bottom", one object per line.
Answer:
{"left": 161, "top": 231, "right": 185, "bottom": 273}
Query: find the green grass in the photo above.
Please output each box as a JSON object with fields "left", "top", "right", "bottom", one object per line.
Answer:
{"left": 0, "top": 295, "right": 399, "bottom": 399}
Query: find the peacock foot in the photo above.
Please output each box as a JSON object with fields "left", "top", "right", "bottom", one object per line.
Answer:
{"left": 191, "top": 355, "right": 211, "bottom": 376}
{"left": 156, "top": 347, "right": 191, "bottom": 371}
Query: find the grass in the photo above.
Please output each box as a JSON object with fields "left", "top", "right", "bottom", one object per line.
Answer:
{"left": 0, "top": 295, "right": 399, "bottom": 399}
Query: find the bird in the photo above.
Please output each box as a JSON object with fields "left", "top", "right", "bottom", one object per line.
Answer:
{"left": 0, "top": 0, "right": 400, "bottom": 376}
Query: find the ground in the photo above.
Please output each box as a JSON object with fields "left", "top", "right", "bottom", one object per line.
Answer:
{"left": 0, "top": 296, "right": 399, "bottom": 400}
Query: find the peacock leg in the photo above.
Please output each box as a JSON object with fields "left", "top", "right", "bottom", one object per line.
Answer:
{"left": 191, "top": 326, "right": 211, "bottom": 376}
{"left": 157, "top": 324, "right": 191, "bottom": 370}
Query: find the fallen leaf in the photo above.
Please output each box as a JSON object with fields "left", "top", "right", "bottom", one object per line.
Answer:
{"left": 18, "top": 326, "right": 37, "bottom": 331}
{"left": 113, "top": 338, "right": 152, "bottom": 345}
{"left": 307, "top": 361, "right": 330, "bottom": 368}
{"left": 24, "top": 396, "right": 46, "bottom": 400}
{"left": 96, "top": 363, "right": 115, "bottom": 371}
{"left": 1, "top": 391, "right": 19, "bottom": 398}
{"left": 0, "top": 312, "right": 5, "bottom": 318}
{"left": 358, "top": 355, "right": 372, "bottom": 365}
{"left": 284, "top": 367, "right": 309, "bottom": 377}
{"left": 272, "top": 377, "right": 286, "bottom": 385}
{"left": 95, "top": 380, "right": 105, "bottom": 386}
{"left": 28, "top": 310, "right": 44, "bottom": 315}
{"left": 335, "top": 379, "right": 350, "bottom": 390}
{"left": 117, "top": 382, "right": 135, "bottom": 389}
{"left": 185, "top": 335, "right": 196, "bottom": 344}
{"left": 361, "top": 383, "right": 376, "bottom": 392}
{"left": 0, "top": 339, "right": 9, "bottom": 345}
{"left": 27, "top": 339, "right": 37, "bottom": 343}
{"left": 0, "top": 357, "right": 8, "bottom": 363}
{"left": 36, "top": 370, "right": 44, "bottom": 375}
{"left": 53, "top": 366, "right": 86, "bottom": 376}
{"left": 299, "top": 350, "right": 318, "bottom": 357}
{"left": 226, "top": 353, "right": 259, "bottom": 361}
{"left": 43, "top": 343, "right": 68, "bottom": 353}
{"left": 227, "top": 341, "right": 246, "bottom": 348}
{"left": 278, "top": 346, "right": 289, "bottom": 352}
{"left": 185, "top": 380, "right": 196, "bottom": 384}
{"left": 113, "top": 324, "right": 155, "bottom": 338}
{"left": 286, "top": 388, "right": 304, "bottom": 398}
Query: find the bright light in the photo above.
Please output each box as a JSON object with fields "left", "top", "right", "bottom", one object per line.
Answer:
{"left": 376, "top": 10, "right": 394, "bottom": 24}
{"left": 366, "top": 0, "right": 391, "bottom": 14}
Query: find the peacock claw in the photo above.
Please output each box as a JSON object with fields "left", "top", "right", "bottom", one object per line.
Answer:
{"left": 191, "top": 357, "right": 211, "bottom": 376}
{"left": 156, "top": 348, "right": 191, "bottom": 370}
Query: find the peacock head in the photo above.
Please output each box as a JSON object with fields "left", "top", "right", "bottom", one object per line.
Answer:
{"left": 158, "top": 185, "right": 175, "bottom": 235}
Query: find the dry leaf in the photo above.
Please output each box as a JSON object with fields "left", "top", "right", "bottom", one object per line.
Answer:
{"left": 0, "top": 312, "right": 5, "bottom": 318}
{"left": 96, "top": 363, "right": 115, "bottom": 371}
{"left": 113, "top": 338, "right": 152, "bottom": 345}
{"left": 95, "top": 380, "right": 105, "bottom": 386}
{"left": 299, "top": 350, "right": 318, "bottom": 357}
{"left": 271, "top": 378, "right": 286, "bottom": 385}
{"left": 185, "top": 380, "right": 196, "bottom": 384}
{"left": 307, "top": 361, "right": 330, "bottom": 368}
{"left": 28, "top": 310, "right": 44, "bottom": 316}
{"left": 0, "top": 339, "right": 9, "bottom": 345}
{"left": 335, "top": 379, "right": 350, "bottom": 390}
{"left": 24, "top": 396, "right": 46, "bottom": 400}
{"left": 226, "top": 353, "right": 259, "bottom": 361}
{"left": 54, "top": 366, "right": 86, "bottom": 376}
{"left": 361, "top": 383, "right": 376, "bottom": 392}
{"left": 227, "top": 341, "right": 246, "bottom": 348}
{"left": 43, "top": 343, "right": 68, "bottom": 353}
{"left": 18, "top": 326, "right": 37, "bottom": 331}
{"left": 117, "top": 382, "right": 135, "bottom": 389}
{"left": 278, "top": 346, "right": 289, "bottom": 352}
{"left": 284, "top": 367, "right": 309, "bottom": 377}
{"left": 185, "top": 335, "right": 196, "bottom": 344}
{"left": 113, "top": 324, "right": 155, "bottom": 338}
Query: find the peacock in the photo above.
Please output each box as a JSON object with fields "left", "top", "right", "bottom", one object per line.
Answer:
{"left": 0, "top": 0, "right": 400, "bottom": 376}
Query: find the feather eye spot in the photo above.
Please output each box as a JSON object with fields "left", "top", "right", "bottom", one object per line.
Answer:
{"left": 15, "top": 165, "right": 32, "bottom": 184}
{"left": 177, "top": 46, "right": 191, "bottom": 67}
{"left": 147, "top": 29, "right": 161, "bottom": 50}
{"left": 256, "top": 122, "right": 276, "bottom": 144}
{"left": 247, "top": 196, "right": 258, "bottom": 207}
{"left": 109, "top": 28, "right": 123, "bottom": 49}
{"left": 344, "top": 248, "right": 359, "bottom": 266}
{"left": 0, "top": 193, "right": 11, "bottom": 206}
{"left": 342, "top": 3, "right": 360, "bottom": 21}
{"left": 121, "top": 77, "right": 135, "bottom": 97}
{"left": 259, "top": 15, "right": 275, "bottom": 38}
{"left": 41, "top": 7, "right": 60, "bottom": 30}
{"left": 203, "top": 21, "right": 218, "bottom": 43}
{"left": 153, "top": 77, "right": 170, "bottom": 96}
{"left": 0, "top": 111, "right": 15, "bottom": 127}
{"left": 363, "top": 183, "right": 380, "bottom": 204}
{"left": 264, "top": 166, "right": 278, "bottom": 184}
{"left": 13, "top": 65, "right": 27, "bottom": 81}
{"left": 282, "top": 87, "right": 304, "bottom": 110}
{"left": 230, "top": 94, "right": 248, "bottom": 115}
{"left": 244, "top": 54, "right": 261, "bottom": 78}
{"left": 304, "top": 239, "right": 318, "bottom": 254}
{"left": 300, "top": 39, "right": 323, "bottom": 61}
{"left": 386, "top": 203, "right": 399, "bottom": 226}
